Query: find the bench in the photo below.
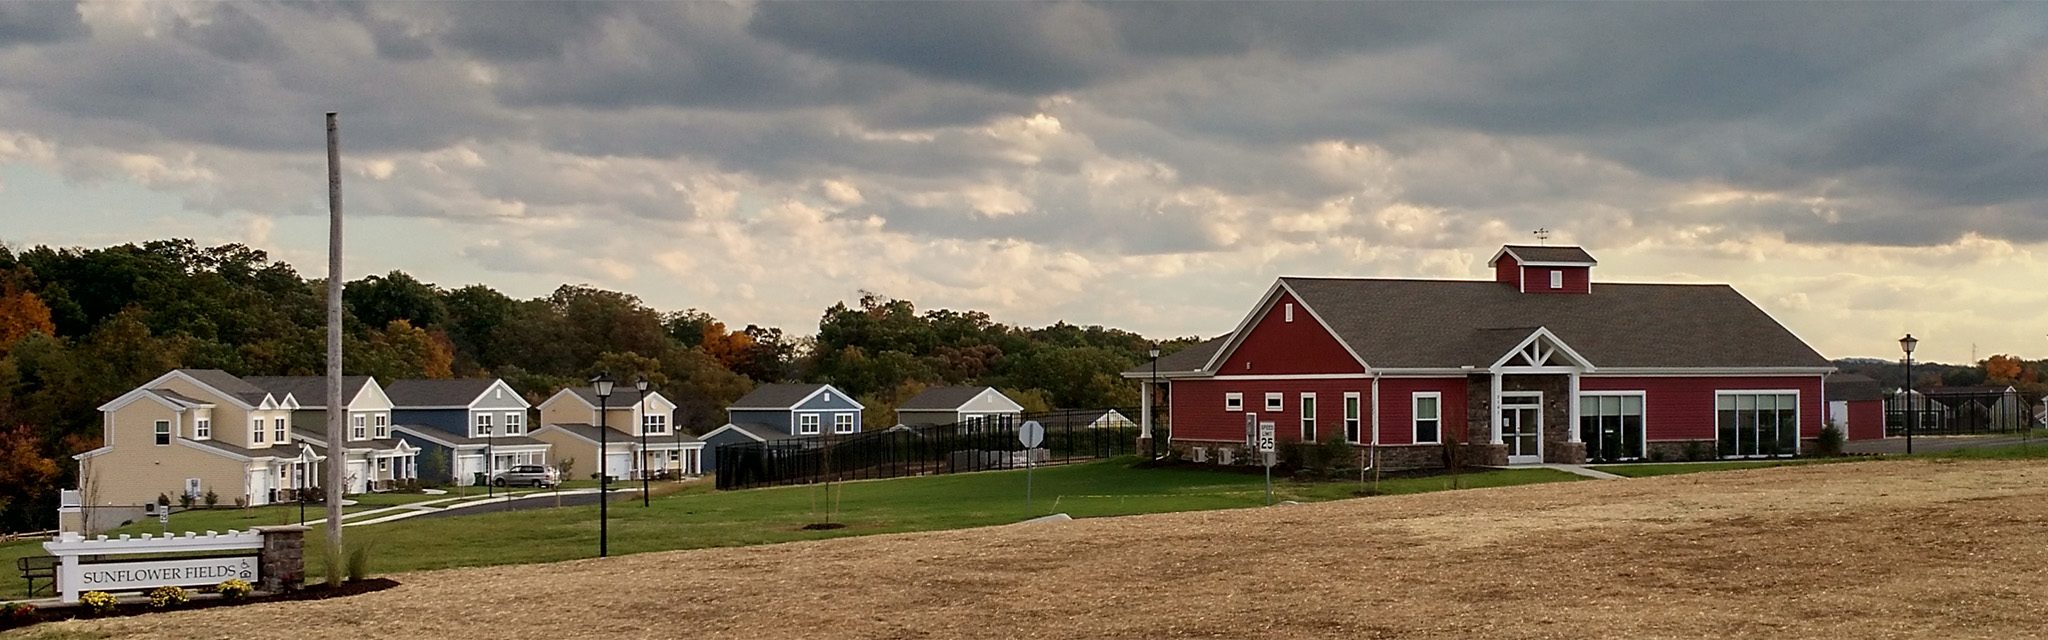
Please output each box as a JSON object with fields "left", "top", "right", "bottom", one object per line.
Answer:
{"left": 17, "top": 554, "right": 55, "bottom": 598}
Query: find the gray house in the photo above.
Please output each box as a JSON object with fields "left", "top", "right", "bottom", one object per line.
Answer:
{"left": 700, "top": 383, "right": 863, "bottom": 473}
{"left": 385, "top": 378, "right": 547, "bottom": 486}
{"left": 895, "top": 386, "right": 1025, "bottom": 428}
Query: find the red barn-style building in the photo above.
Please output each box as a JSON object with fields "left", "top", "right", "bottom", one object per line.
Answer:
{"left": 1125, "top": 245, "right": 1857, "bottom": 469}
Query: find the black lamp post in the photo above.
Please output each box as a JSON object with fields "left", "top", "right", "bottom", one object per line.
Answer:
{"left": 636, "top": 376, "right": 650, "bottom": 507}
{"left": 298, "top": 449, "right": 312, "bottom": 525}
{"left": 486, "top": 413, "right": 496, "bottom": 498}
{"left": 1149, "top": 346, "right": 1161, "bottom": 460}
{"left": 1901, "top": 334, "right": 1918, "bottom": 455}
{"left": 591, "top": 372, "right": 614, "bottom": 557}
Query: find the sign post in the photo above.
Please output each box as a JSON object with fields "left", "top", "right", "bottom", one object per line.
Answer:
{"left": 1257, "top": 421, "right": 1276, "bottom": 506}
{"left": 1019, "top": 420, "right": 1045, "bottom": 512}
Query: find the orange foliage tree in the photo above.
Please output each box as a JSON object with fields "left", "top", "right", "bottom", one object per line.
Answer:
{"left": 0, "top": 284, "right": 55, "bottom": 352}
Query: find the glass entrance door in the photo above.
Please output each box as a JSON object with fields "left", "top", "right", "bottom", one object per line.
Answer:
{"left": 1502, "top": 396, "right": 1542, "bottom": 464}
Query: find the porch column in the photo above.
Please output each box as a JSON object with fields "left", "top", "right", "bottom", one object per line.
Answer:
{"left": 1567, "top": 373, "right": 1582, "bottom": 444}
{"left": 1139, "top": 379, "right": 1153, "bottom": 441}
{"left": 1489, "top": 371, "right": 1505, "bottom": 445}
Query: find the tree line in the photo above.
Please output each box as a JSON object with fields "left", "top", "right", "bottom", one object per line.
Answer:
{"left": 0, "top": 239, "right": 1198, "bottom": 531}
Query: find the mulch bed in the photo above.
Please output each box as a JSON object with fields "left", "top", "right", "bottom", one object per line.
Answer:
{"left": 0, "top": 578, "right": 398, "bottom": 631}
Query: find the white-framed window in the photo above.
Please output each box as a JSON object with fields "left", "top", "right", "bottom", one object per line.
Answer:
{"left": 352, "top": 414, "right": 367, "bottom": 440}
{"left": 251, "top": 418, "right": 265, "bottom": 444}
{"left": 273, "top": 418, "right": 286, "bottom": 444}
{"left": 1412, "top": 392, "right": 1442, "bottom": 444}
{"left": 373, "top": 414, "right": 388, "bottom": 439}
{"left": 1284, "top": 303, "right": 1294, "bottom": 322}
{"left": 194, "top": 417, "right": 211, "bottom": 440}
{"left": 1716, "top": 391, "right": 1799, "bottom": 458}
{"left": 1550, "top": 270, "right": 1563, "bottom": 289}
{"left": 1225, "top": 392, "right": 1244, "bottom": 412}
{"left": 1580, "top": 392, "right": 1646, "bottom": 461}
{"left": 1265, "top": 392, "right": 1283, "bottom": 413}
{"left": 475, "top": 413, "right": 493, "bottom": 437}
{"left": 1344, "top": 392, "right": 1362, "bottom": 444}
{"left": 823, "top": 392, "right": 833, "bottom": 402}
{"left": 155, "top": 420, "right": 171, "bottom": 446}
{"left": 1299, "top": 393, "right": 1317, "bottom": 442}
{"left": 504, "top": 412, "right": 524, "bottom": 435}
{"left": 798, "top": 414, "right": 821, "bottom": 435}
{"left": 834, "top": 413, "right": 855, "bottom": 434}
{"left": 643, "top": 413, "right": 667, "bottom": 435}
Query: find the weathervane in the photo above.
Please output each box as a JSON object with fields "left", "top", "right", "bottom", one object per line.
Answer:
{"left": 1532, "top": 227, "right": 1552, "bottom": 245}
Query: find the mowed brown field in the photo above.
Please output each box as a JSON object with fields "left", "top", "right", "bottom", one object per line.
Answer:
{"left": 29, "top": 458, "right": 2048, "bottom": 640}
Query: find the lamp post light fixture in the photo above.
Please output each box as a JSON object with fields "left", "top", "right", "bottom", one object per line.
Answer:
{"left": 1900, "top": 334, "right": 1918, "bottom": 455}
{"left": 591, "top": 372, "right": 615, "bottom": 558}
{"left": 636, "top": 375, "right": 650, "bottom": 508}
{"left": 1149, "top": 345, "right": 1161, "bottom": 460}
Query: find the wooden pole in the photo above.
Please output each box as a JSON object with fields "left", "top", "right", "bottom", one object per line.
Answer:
{"left": 323, "top": 112, "right": 346, "bottom": 551}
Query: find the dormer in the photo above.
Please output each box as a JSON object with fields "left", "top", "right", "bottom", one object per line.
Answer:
{"left": 1488, "top": 245, "right": 1595, "bottom": 294}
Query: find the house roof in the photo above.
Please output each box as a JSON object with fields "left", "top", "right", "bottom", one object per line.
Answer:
{"left": 184, "top": 438, "right": 273, "bottom": 460}
{"left": 899, "top": 386, "right": 998, "bottom": 411}
{"left": 242, "top": 376, "right": 373, "bottom": 407}
{"left": 730, "top": 383, "right": 835, "bottom": 409}
{"left": 1143, "top": 337, "right": 1228, "bottom": 376}
{"left": 289, "top": 427, "right": 410, "bottom": 451}
{"left": 390, "top": 425, "right": 547, "bottom": 448}
{"left": 1129, "top": 278, "right": 1829, "bottom": 374}
{"left": 542, "top": 422, "right": 680, "bottom": 444}
{"left": 1493, "top": 245, "right": 1598, "bottom": 266}
{"left": 149, "top": 389, "right": 213, "bottom": 408}
{"left": 560, "top": 386, "right": 669, "bottom": 409}
{"left": 1825, "top": 374, "right": 1884, "bottom": 402}
{"left": 177, "top": 369, "right": 275, "bottom": 406}
{"left": 1033, "top": 409, "right": 1130, "bottom": 430}
{"left": 384, "top": 379, "right": 502, "bottom": 408}
{"left": 1921, "top": 385, "right": 2017, "bottom": 397}
{"left": 713, "top": 422, "right": 798, "bottom": 441}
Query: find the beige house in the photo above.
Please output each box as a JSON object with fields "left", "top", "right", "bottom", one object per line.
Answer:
{"left": 532, "top": 387, "right": 703, "bottom": 481}
{"left": 244, "top": 376, "right": 418, "bottom": 493}
{"left": 74, "top": 370, "right": 327, "bottom": 512}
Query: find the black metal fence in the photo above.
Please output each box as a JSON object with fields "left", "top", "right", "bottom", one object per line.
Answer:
{"left": 1886, "top": 388, "right": 2037, "bottom": 436}
{"left": 715, "top": 408, "right": 1145, "bottom": 490}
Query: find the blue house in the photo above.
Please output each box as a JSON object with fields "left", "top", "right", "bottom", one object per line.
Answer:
{"left": 700, "top": 383, "right": 864, "bottom": 473}
{"left": 385, "top": 378, "right": 547, "bottom": 486}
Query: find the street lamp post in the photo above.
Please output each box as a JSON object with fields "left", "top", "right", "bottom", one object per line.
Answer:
{"left": 1149, "top": 346, "right": 1161, "bottom": 460}
{"left": 486, "top": 414, "right": 495, "bottom": 498}
{"left": 298, "top": 449, "right": 313, "bottom": 526}
{"left": 591, "top": 372, "right": 615, "bottom": 558}
{"left": 1901, "top": 334, "right": 1918, "bottom": 455}
{"left": 636, "top": 376, "right": 650, "bottom": 507}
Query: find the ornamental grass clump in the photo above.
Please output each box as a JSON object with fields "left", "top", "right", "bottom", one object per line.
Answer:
{"left": 80, "top": 590, "right": 118, "bottom": 615}
{"left": 216, "top": 578, "right": 254, "bottom": 601}
{"left": 148, "top": 586, "right": 189, "bottom": 609}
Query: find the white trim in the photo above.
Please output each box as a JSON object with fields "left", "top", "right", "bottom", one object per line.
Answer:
{"left": 1578, "top": 389, "right": 1647, "bottom": 459}
{"left": 833, "top": 413, "right": 856, "bottom": 434}
{"left": 1343, "top": 391, "right": 1363, "bottom": 445}
{"left": 96, "top": 387, "right": 208, "bottom": 413}
{"left": 1499, "top": 390, "right": 1543, "bottom": 463}
{"left": 1488, "top": 327, "right": 1597, "bottom": 372}
{"left": 797, "top": 413, "right": 821, "bottom": 435}
{"left": 1211, "top": 373, "right": 1373, "bottom": 381}
{"left": 701, "top": 423, "right": 769, "bottom": 443}
{"left": 730, "top": 384, "right": 866, "bottom": 411}
{"left": 1586, "top": 367, "right": 1836, "bottom": 376}
{"left": 1224, "top": 392, "right": 1243, "bottom": 412}
{"left": 465, "top": 379, "right": 534, "bottom": 410}
{"left": 1411, "top": 392, "right": 1443, "bottom": 445}
{"left": 1549, "top": 269, "right": 1563, "bottom": 290}
{"left": 1283, "top": 303, "right": 1294, "bottom": 323}
{"left": 1713, "top": 389, "right": 1803, "bottom": 457}
{"left": 1486, "top": 246, "right": 1596, "bottom": 268}
{"left": 1298, "top": 392, "right": 1317, "bottom": 442}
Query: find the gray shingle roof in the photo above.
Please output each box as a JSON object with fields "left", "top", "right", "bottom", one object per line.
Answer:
{"left": 177, "top": 369, "right": 274, "bottom": 406}
{"left": 1131, "top": 337, "right": 1227, "bottom": 376}
{"left": 1826, "top": 374, "right": 1884, "bottom": 402}
{"left": 385, "top": 379, "right": 501, "bottom": 408}
{"left": 1498, "top": 245, "right": 1597, "bottom": 265}
{"left": 392, "top": 425, "right": 550, "bottom": 448}
{"left": 149, "top": 389, "right": 213, "bottom": 408}
{"left": 730, "top": 383, "right": 826, "bottom": 409}
{"left": 564, "top": 385, "right": 664, "bottom": 408}
{"left": 723, "top": 422, "right": 797, "bottom": 441}
{"left": 899, "top": 386, "right": 995, "bottom": 411}
{"left": 242, "top": 376, "right": 373, "bottom": 407}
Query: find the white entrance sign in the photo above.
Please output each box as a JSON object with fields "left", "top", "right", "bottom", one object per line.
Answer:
{"left": 77, "top": 556, "right": 257, "bottom": 592}
{"left": 1018, "top": 420, "right": 1045, "bottom": 448}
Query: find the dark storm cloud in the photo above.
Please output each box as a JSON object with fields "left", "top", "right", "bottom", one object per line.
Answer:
{"left": 0, "top": 1, "right": 86, "bottom": 48}
{"left": 749, "top": 1, "right": 1118, "bottom": 94}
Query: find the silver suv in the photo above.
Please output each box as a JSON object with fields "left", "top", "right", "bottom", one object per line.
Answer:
{"left": 491, "top": 464, "right": 559, "bottom": 488}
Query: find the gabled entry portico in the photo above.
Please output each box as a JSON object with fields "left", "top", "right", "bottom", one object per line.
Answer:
{"left": 1475, "top": 328, "right": 1591, "bottom": 465}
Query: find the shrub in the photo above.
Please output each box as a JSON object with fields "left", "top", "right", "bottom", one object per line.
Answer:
{"left": 1317, "top": 432, "right": 1354, "bottom": 473}
{"left": 177, "top": 492, "right": 195, "bottom": 509}
{"left": 2, "top": 602, "right": 37, "bottom": 625}
{"left": 203, "top": 488, "right": 220, "bottom": 508}
{"left": 1816, "top": 425, "right": 1846, "bottom": 457}
{"left": 148, "top": 585, "right": 189, "bottom": 609}
{"left": 156, "top": 493, "right": 171, "bottom": 508}
{"left": 216, "top": 578, "right": 254, "bottom": 600}
{"left": 346, "top": 540, "right": 373, "bottom": 583}
{"left": 80, "top": 590, "right": 118, "bottom": 615}
{"left": 313, "top": 536, "right": 345, "bottom": 587}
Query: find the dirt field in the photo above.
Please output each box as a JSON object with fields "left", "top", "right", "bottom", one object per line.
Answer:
{"left": 29, "top": 458, "right": 2048, "bottom": 639}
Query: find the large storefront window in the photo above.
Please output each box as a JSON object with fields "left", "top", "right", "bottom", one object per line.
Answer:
{"left": 1717, "top": 393, "right": 1799, "bottom": 457}
{"left": 1579, "top": 394, "right": 1644, "bottom": 461}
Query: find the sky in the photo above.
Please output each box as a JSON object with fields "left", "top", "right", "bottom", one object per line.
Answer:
{"left": 1, "top": 1, "right": 2045, "bottom": 363}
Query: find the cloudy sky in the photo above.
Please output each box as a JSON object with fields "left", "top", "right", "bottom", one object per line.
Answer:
{"left": 1, "top": 1, "right": 2045, "bottom": 362}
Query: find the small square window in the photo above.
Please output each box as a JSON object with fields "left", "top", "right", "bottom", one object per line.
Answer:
{"left": 155, "top": 420, "right": 171, "bottom": 446}
{"left": 1550, "top": 270, "right": 1563, "bottom": 289}
{"left": 1284, "top": 303, "right": 1294, "bottom": 323}
{"left": 1265, "top": 393, "right": 1284, "bottom": 412}
{"left": 1225, "top": 393, "right": 1244, "bottom": 412}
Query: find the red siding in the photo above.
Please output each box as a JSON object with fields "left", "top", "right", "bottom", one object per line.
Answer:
{"left": 1846, "top": 400, "right": 1883, "bottom": 441}
{"left": 1519, "top": 266, "right": 1590, "bottom": 294}
{"left": 1215, "top": 291, "right": 1365, "bottom": 375}
{"left": 1166, "top": 377, "right": 1465, "bottom": 445}
{"left": 1494, "top": 254, "right": 1521, "bottom": 287}
{"left": 1579, "top": 376, "right": 1824, "bottom": 441}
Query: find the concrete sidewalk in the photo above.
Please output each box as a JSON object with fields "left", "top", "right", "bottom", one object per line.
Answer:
{"left": 1534, "top": 464, "right": 1627, "bottom": 480}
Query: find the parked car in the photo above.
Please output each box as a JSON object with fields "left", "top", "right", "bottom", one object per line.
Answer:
{"left": 491, "top": 465, "right": 559, "bottom": 487}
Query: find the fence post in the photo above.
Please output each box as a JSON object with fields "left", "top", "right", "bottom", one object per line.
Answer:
{"left": 254, "top": 525, "right": 307, "bottom": 593}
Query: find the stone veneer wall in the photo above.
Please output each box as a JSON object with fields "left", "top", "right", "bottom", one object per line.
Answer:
{"left": 1169, "top": 441, "right": 1492, "bottom": 472}
{"left": 254, "top": 525, "right": 306, "bottom": 593}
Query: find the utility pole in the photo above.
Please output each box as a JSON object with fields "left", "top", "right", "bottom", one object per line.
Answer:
{"left": 323, "top": 112, "right": 346, "bottom": 551}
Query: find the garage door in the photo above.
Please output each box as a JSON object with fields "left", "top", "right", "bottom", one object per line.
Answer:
{"left": 456, "top": 455, "right": 484, "bottom": 485}
{"left": 604, "top": 452, "right": 633, "bottom": 481}
{"left": 346, "top": 460, "right": 369, "bottom": 493}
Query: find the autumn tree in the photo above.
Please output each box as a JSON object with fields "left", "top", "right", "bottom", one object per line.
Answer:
{"left": 1983, "top": 354, "right": 2025, "bottom": 384}
{"left": 0, "top": 282, "right": 55, "bottom": 353}
{"left": 0, "top": 424, "right": 61, "bottom": 530}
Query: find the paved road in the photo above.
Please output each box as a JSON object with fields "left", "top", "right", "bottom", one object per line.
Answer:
{"left": 408, "top": 489, "right": 638, "bottom": 520}
{"left": 1844, "top": 434, "right": 2041, "bottom": 455}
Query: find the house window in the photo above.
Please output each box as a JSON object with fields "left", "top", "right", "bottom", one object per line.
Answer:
{"left": 1550, "top": 270, "right": 1563, "bottom": 289}
{"left": 194, "top": 418, "right": 211, "bottom": 440}
{"left": 155, "top": 420, "right": 171, "bottom": 446}
{"left": 475, "top": 414, "right": 493, "bottom": 437}
{"left": 504, "top": 413, "right": 524, "bottom": 435}
{"left": 823, "top": 392, "right": 833, "bottom": 402}
{"left": 834, "top": 413, "right": 855, "bottom": 434}
{"left": 1412, "top": 392, "right": 1442, "bottom": 444}
{"left": 1344, "top": 392, "right": 1362, "bottom": 444}
{"left": 252, "top": 418, "right": 264, "bottom": 444}
{"left": 1284, "top": 303, "right": 1294, "bottom": 322}
{"left": 798, "top": 414, "right": 820, "bottom": 435}
{"left": 1225, "top": 392, "right": 1243, "bottom": 412}
{"left": 643, "top": 413, "right": 667, "bottom": 435}
{"left": 1717, "top": 392, "right": 1799, "bottom": 458}
{"left": 352, "top": 414, "right": 367, "bottom": 440}
{"left": 1299, "top": 393, "right": 1317, "bottom": 442}
{"left": 1265, "top": 392, "right": 1283, "bottom": 413}
{"left": 273, "top": 418, "right": 286, "bottom": 444}
{"left": 373, "top": 414, "right": 388, "bottom": 439}
{"left": 1580, "top": 393, "right": 1646, "bottom": 461}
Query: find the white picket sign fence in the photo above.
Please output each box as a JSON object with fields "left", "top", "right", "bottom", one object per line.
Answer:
{"left": 43, "top": 530, "right": 264, "bottom": 603}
